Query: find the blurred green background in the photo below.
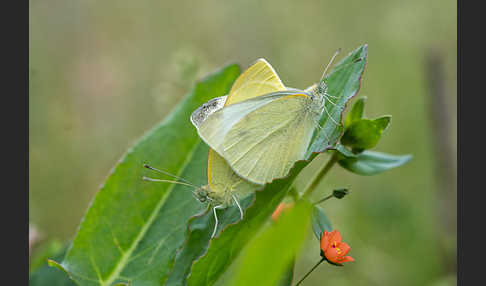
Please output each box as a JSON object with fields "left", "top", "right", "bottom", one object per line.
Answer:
{"left": 29, "top": 0, "right": 456, "bottom": 285}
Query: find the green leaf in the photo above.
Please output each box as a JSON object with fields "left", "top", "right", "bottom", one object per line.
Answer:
{"left": 276, "top": 260, "right": 295, "bottom": 286}
{"left": 374, "top": 115, "right": 392, "bottom": 131}
{"left": 164, "top": 194, "right": 255, "bottom": 286}
{"left": 30, "top": 240, "right": 64, "bottom": 274}
{"left": 307, "top": 44, "right": 368, "bottom": 157}
{"left": 344, "top": 96, "right": 367, "bottom": 127}
{"left": 311, "top": 205, "right": 332, "bottom": 240}
{"left": 338, "top": 150, "right": 412, "bottom": 176}
{"left": 340, "top": 115, "right": 392, "bottom": 150}
{"left": 51, "top": 64, "right": 241, "bottom": 286}
{"left": 30, "top": 246, "right": 76, "bottom": 286}
{"left": 330, "top": 143, "right": 357, "bottom": 158}
{"left": 227, "top": 202, "right": 312, "bottom": 286}
{"left": 184, "top": 159, "right": 314, "bottom": 286}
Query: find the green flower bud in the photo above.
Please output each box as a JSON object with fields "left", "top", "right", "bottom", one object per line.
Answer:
{"left": 332, "top": 188, "right": 349, "bottom": 199}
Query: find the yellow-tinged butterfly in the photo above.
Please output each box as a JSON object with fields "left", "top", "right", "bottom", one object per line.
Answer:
{"left": 143, "top": 66, "right": 272, "bottom": 237}
{"left": 191, "top": 53, "right": 341, "bottom": 185}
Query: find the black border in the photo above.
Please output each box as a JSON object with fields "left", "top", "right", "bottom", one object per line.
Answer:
{"left": 458, "top": 0, "right": 485, "bottom": 285}
{"left": 5, "top": 0, "right": 28, "bottom": 283}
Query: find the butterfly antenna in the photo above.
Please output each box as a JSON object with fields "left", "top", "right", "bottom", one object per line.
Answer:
{"left": 320, "top": 48, "right": 341, "bottom": 81}
{"left": 211, "top": 205, "right": 224, "bottom": 238}
{"left": 232, "top": 195, "right": 244, "bottom": 220}
{"left": 144, "top": 164, "right": 194, "bottom": 185}
{"left": 142, "top": 177, "right": 199, "bottom": 189}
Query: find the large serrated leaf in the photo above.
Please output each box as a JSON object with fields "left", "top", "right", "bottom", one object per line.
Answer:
{"left": 52, "top": 64, "right": 241, "bottom": 286}
{"left": 306, "top": 44, "right": 368, "bottom": 156}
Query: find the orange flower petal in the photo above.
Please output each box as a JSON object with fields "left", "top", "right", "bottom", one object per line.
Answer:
{"left": 338, "top": 242, "right": 351, "bottom": 256}
{"left": 324, "top": 247, "right": 341, "bottom": 263}
{"left": 329, "top": 230, "right": 342, "bottom": 244}
{"left": 320, "top": 230, "right": 330, "bottom": 251}
{"left": 337, "top": 256, "right": 354, "bottom": 263}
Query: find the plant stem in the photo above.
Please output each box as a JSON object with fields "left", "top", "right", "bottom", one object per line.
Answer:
{"left": 294, "top": 257, "right": 325, "bottom": 286}
{"left": 313, "top": 194, "right": 333, "bottom": 205}
{"left": 302, "top": 153, "right": 339, "bottom": 199}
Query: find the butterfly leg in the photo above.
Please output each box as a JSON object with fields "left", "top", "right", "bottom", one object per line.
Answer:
{"left": 232, "top": 194, "right": 244, "bottom": 220}
{"left": 321, "top": 99, "right": 340, "bottom": 126}
{"left": 314, "top": 118, "right": 332, "bottom": 145}
{"left": 211, "top": 205, "right": 224, "bottom": 238}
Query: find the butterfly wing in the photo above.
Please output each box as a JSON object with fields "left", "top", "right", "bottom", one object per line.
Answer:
{"left": 191, "top": 95, "right": 227, "bottom": 129}
{"left": 205, "top": 59, "right": 286, "bottom": 201}
{"left": 207, "top": 150, "right": 259, "bottom": 206}
{"left": 191, "top": 58, "right": 286, "bottom": 129}
{"left": 227, "top": 58, "right": 286, "bottom": 104}
{"left": 199, "top": 91, "right": 316, "bottom": 184}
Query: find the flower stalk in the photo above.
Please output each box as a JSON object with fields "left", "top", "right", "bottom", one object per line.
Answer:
{"left": 294, "top": 257, "right": 325, "bottom": 286}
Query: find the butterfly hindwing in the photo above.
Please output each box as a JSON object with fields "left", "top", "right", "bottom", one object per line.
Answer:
{"left": 207, "top": 150, "right": 258, "bottom": 205}
{"left": 227, "top": 58, "right": 286, "bottom": 104}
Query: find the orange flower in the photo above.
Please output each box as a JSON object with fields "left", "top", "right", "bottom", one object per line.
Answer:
{"left": 271, "top": 202, "right": 294, "bottom": 221}
{"left": 320, "top": 230, "right": 354, "bottom": 264}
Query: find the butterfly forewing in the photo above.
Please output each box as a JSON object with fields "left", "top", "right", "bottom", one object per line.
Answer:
{"left": 199, "top": 92, "right": 316, "bottom": 184}
{"left": 194, "top": 58, "right": 318, "bottom": 185}
{"left": 190, "top": 95, "right": 228, "bottom": 129}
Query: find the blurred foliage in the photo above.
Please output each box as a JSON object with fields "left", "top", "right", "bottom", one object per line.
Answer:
{"left": 227, "top": 201, "right": 312, "bottom": 286}
{"left": 30, "top": 0, "right": 456, "bottom": 285}
{"left": 30, "top": 244, "right": 75, "bottom": 286}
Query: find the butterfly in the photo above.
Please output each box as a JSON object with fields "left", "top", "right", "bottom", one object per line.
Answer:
{"left": 191, "top": 53, "right": 341, "bottom": 185}
{"left": 143, "top": 62, "right": 274, "bottom": 237}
